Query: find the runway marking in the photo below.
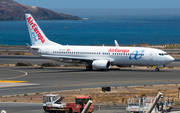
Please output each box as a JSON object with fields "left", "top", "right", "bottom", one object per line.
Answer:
{"left": 1, "top": 69, "right": 28, "bottom": 80}
{"left": 0, "top": 80, "right": 28, "bottom": 83}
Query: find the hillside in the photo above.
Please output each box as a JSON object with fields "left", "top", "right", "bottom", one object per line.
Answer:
{"left": 0, "top": 0, "right": 81, "bottom": 20}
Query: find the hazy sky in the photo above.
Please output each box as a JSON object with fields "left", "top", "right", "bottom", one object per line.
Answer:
{"left": 14, "top": 0, "right": 180, "bottom": 9}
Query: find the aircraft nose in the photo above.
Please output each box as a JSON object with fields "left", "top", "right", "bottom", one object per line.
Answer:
{"left": 165, "top": 56, "right": 174, "bottom": 62}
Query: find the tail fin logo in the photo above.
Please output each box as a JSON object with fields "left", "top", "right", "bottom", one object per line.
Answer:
{"left": 27, "top": 17, "right": 45, "bottom": 44}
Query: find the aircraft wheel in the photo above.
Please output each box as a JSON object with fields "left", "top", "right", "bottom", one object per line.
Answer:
{"left": 89, "top": 66, "right": 93, "bottom": 70}
{"left": 86, "top": 66, "right": 90, "bottom": 71}
{"left": 155, "top": 68, "right": 159, "bottom": 72}
{"left": 86, "top": 66, "right": 93, "bottom": 71}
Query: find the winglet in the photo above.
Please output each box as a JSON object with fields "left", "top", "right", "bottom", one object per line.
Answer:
{"left": 114, "top": 40, "right": 119, "bottom": 47}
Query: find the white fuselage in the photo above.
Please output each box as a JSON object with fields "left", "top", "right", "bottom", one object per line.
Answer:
{"left": 34, "top": 45, "right": 174, "bottom": 66}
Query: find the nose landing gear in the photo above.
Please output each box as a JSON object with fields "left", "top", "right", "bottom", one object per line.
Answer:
{"left": 155, "top": 68, "right": 159, "bottom": 72}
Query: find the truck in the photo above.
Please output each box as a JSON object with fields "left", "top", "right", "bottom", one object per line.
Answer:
{"left": 43, "top": 94, "right": 94, "bottom": 113}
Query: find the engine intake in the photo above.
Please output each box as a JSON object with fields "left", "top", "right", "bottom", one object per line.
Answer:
{"left": 92, "top": 60, "right": 111, "bottom": 69}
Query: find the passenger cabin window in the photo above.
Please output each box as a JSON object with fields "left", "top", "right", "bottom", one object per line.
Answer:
{"left": 159, "top": 53, "right": 168, "bottom": 56}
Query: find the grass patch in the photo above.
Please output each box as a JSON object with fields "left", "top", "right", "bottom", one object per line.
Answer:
{"left": 168, "top": 66, "right": 174, "bottom": 68}
{"left": 175, "top": 100, "right": 180, "bottom": 106}
{"left": 24, "top": 93, "right": 28, "bottom": 96}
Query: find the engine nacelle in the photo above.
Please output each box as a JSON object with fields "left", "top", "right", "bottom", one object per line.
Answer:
{"left": 92, "top": 60, "right": 111, "bottom": 69}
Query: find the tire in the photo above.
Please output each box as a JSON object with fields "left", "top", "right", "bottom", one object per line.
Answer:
{"left": 86, "top": 66, "right": 89, "bottom": 71}
{"left": 43, "top": 106, "right": 48, "bottom": 112}
{"left": 89, "top": 66, "right": 93, "bottom": 70}
{"left": 86, "top": 66, "right": 93, "bottom": 71}
{"left": 68, "top": 108, "right": 73, "bottom": 113}
{"left": 155, "top": 68, "right": 159, "bottom": 72}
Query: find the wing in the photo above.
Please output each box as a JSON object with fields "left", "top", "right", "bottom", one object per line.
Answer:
{"left": 41, "top": 55, "right": 94, "bottom": 63}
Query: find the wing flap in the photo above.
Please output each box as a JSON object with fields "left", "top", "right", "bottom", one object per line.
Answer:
{"left": 41, "top": 55, "right": 93, "bottom": 61}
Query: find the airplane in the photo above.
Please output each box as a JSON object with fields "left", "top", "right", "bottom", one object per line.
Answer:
{"left": 25, "top": 14, "right": 174, "bottom": 71}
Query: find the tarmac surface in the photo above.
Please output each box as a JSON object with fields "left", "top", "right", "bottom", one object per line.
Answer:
{"left": 1, "top": 68, "right": 180, "bottom": 113}
{"left": 1, "top": 66, "right": 180, "bottom": 96}
{"left": 0, "top": 50, "right": 180, "bottom": 113}
{"left": 0, "top": 103, "right": 125, "bottom": 113}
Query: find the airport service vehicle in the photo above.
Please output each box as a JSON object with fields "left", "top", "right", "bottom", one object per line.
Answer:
{"left": 45, "top": 95, "right": 94, "bottom": 113}
{"left": 126, "top": 96, "right": 173, "bottom": 113}
{"left": 25, "top": 14, "right": 174, "bottom": 71}
{"left": 43, "top": 94, "right": 65, "bottom": 112}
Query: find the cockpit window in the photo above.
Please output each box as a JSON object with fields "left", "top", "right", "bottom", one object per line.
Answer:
{"left": 159, "top": 53, "right": 168, "bottom": 56}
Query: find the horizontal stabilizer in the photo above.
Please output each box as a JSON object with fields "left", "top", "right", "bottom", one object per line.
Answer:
{"left": 27, "top": 43, "right": 35, "bottom": 55}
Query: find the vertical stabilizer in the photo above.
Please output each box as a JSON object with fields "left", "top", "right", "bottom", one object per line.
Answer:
{"left": 25, "top": 14, "right": 61, "bottom": 46}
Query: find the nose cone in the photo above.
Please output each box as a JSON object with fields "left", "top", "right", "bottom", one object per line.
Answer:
{"left": 165, "top": 55, "right": 174, "bottom": 63}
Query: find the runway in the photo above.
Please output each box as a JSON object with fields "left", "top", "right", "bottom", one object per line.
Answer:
{"left": 0, "top": 66, "right": 180, "bottom": 96}
{"left": 0, "top": 55, "right": 180, "bottom": 113}
{"left": 0, "top": 103, "right": 126, "bottom": 113}
{"left": 0, "top": 55, "right": 179, "bottom": 68}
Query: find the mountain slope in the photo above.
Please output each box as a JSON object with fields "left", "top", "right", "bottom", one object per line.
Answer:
{"left": 0, "top": 0, "right": 81, "bottom": 20}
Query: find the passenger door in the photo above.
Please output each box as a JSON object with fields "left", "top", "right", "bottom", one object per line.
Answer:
{"left": 149, "top": 51, "right": 153, "bottom": 60}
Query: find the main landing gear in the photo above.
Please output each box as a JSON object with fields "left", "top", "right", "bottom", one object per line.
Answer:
{"left": 155, "top": 68, "right": 159, "bottom": 72}
{"left": 86, "top": 66, "right": 93, "bottom": 71}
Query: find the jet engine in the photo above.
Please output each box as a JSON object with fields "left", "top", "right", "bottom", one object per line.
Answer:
{"left": 92, "top": 60, "right": 111, "bottom": 69}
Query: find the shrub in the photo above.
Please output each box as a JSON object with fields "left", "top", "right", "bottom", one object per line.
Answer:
{"left": 24, "top": 93, "right": 28, "bottom": 96}
{"left": 16, "top": 62, "right": 33, "bottom": 66}
{"left": 41, "top": 63, "right": 59, "bottom": 67}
